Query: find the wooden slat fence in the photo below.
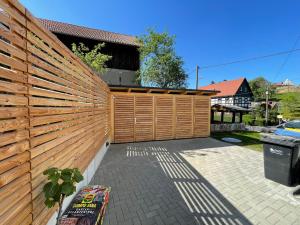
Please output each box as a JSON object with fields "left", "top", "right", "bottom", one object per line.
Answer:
{"left": 0, "top": 0, "right": 110, "bottom": 224}
{"left": 112, "top": 93, "right": 211, "bottom": 143}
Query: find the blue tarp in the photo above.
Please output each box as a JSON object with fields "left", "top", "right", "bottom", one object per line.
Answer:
{"left": 274, "top": 129, "right": 300, "bottom": 138}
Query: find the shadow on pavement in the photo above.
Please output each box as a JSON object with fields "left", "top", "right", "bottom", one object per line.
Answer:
{"left": 91, "top": 138, "right": 252, "bottom": 225}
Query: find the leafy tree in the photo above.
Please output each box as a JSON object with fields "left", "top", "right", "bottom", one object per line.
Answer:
{"left": 43, "top": 167, "right": 83, "bottom": 225}
{"left": 278, "top": 92, "right": 300, "bottom": 120}
{"left": 249, "top": 77, "right": 275, "bottom": 101}
{"left": 138, "top": 29, "right": 187, "bottom": 88}
{"left": 246, "top": 103, "right": 278, "bottom": 126}
{"left": 72, "top": 43, "right": 112, "bottom": 74}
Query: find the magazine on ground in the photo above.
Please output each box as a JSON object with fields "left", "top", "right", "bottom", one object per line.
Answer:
{"left": 59, "top": 185, "right": 111, "bottom": 225}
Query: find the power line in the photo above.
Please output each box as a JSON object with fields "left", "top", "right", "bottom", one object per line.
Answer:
{"left": 198, "top": 48, "right": 300, "bottom": 70}
{"left": 273, "top": 35, "right": 300, "bottom": 82}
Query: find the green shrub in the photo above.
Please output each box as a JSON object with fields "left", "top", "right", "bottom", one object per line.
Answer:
{"left": 43, "top": 167, "right": 83, "bottom": 225}
{"left": 243, "top": 114, "right": 253, "bottom": 125}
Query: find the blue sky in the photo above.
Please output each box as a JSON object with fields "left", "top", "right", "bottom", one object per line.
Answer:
{"left": 21, "top": 0, "right": 300, "bottom": 88}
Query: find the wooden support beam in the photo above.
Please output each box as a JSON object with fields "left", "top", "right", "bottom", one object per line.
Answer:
{"left": 211, "top": 111, "right": 214, "bottom": 123}
{"left": 232, "top": 112, "right": 236, "bottom": 123}
{"left": 221, "top": 111, "right": 224, "bottom": 123}
{"left": 240, "top": 112, "right": 243, "bottom": 123}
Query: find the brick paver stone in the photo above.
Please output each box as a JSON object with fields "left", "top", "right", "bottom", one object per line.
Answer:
{"left": 91, "top": 138, "right": 300, "bottom": 225}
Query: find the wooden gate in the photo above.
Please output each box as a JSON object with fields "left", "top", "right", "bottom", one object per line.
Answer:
{"left": 175, "top": 96, "right": 193, "bottom": 139}
{"left": 155, "top": 96, "right": 174, "bottom": 140}
{"left": 112, "top": 92, "right": 212, "bottom": 143}
{"left": 113, "top": 95, "right": 135, "bottom": 143}
{"left": 194, "top": 96, "right": 210, "bottom": 137}
{"left": 135, "top": 96, "right": 154, "bottom": 142}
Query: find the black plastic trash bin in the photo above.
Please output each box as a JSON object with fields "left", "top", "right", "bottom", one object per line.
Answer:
{"left": 261, "top": 133, "right": 300, "bottom": 186}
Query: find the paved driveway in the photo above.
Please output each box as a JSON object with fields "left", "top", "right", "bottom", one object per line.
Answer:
{"left": 91, "top": 138, "right": 300, "bottom": 225}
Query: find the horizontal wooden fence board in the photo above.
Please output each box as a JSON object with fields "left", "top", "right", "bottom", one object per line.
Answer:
{"left": 0, "top": 172, "right": 30, "bottom": 201}
{"left": 0, "top": 0, "right": 111, "bottom": 224}
{"left": 0, "top": 66, "right": 27, "bottom": 82}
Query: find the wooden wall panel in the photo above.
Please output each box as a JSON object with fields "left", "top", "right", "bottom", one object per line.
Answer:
{"left": 155, "top": 96, "right": 174, "bottom": 140}
{"left": 175, "top": 96, "right": 193, "bottom": 139}
{"left": 0, "top": 0, "right": 111, "bottom": 224}
{"left": 193, "top": 96, "right": 210, "bottom": 137}
{"left": 112, "top": 93, "right": 211, "bottom": 143}
{"left": 114, "top": 95, "right": 134, "bottom": 143}
{"left": 0, "top": 1, "right": 31, "bottom": 224}
{"left": 135, "top": 96, "right": 154, "bottom": 142}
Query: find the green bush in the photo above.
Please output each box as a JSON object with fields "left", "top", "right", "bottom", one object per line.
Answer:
{"left": 242, "top": 114, "right": 252, "bottom": 125}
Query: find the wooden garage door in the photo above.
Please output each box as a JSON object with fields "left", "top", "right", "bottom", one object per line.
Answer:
{"left": 175, "top": 96, "right": 193, "bottom": 138}
{"left": 135, "top": 96, "right": 154, "bottom": 141}
{"left": 194, "top": 96, "right": 210, "bottom": 137}
{"left": 114, "top": 95, "right": 134, "bottom": 143}
{"left": 155, "top": 96, "right": 174, "bottom": 140}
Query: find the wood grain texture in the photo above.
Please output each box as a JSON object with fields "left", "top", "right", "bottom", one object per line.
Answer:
{"left": 0, "top": 1, "right": 211, "bottom": 224}
{"left": 135, "top": 96, "right": 154, "bottom": 142}
{"left": 155, "top": 96, "right": 174, "bottom": 140}
{"left": 0, "top": 1, "right": 110, "bottom": 224}
{"left": 113, "top": 95, "right": 134, "bottom": 143}
{"left": 175, "top": 96, "right": 193, "bottom": 138}
{"left": 193, "top": 96, "right": 210, "bottom": 137}
{"left": 112, "top": 93, "right": 211, "bottom": 143}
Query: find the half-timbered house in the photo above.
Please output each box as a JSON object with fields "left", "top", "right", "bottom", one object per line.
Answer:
{"left": 200, "top": 77, "right": 253, "bottom": 109}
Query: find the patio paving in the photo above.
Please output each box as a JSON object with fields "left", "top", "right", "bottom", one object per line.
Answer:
{"left": 91, "top": 138, "right": 300, "bottom": 225}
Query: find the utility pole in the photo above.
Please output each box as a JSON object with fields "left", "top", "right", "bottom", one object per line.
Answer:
{"left": 196, "top": 65, "right": 199, "bottom": 89}
{"left": 265, "top": 86, "right": 269, "bottom": 126}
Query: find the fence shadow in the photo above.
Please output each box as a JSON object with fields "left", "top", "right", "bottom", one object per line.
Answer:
{"left": 92, "top": 138, "right": 252, "bottom": 225}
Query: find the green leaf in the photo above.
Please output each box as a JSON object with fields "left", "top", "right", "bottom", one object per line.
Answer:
{"left": 61, "top": 168, "right": 73, "bottom": 181}
{"left": 72, "top": 42, "right": 111, "bottom": 74}
{"left": 43, "top": 182, "right": 53, "bottom": 198}
{"left": 44, "top": 198, "right": 55, "bottom": 208}
{"left": 61, "top": 182, "right": 75, "bottom": 196}
{"left": 48, "top": 182, "right": 60, "bottom": 198}
{"left": 43, "top": 167, "right": 83, "bottom": 209}
{"left": 44, "top": 167, "right": 60, "bottom": 183}
{"left": 73, "top": 168, "right": 84, "bottom": 183}
{"left": 43, "top": 167, "right": 58, "bottom": 175}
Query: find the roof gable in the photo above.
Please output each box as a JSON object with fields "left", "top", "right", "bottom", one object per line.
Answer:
{"left": 38, "top": 18, "right": 139, "bottom": 47}
{"left": 199, "top": 77, "right": 247, "bottom": 97}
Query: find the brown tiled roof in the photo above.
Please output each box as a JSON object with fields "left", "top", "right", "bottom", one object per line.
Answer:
{"left": 199, "top": 77, "right": 245, "bottom": 97}
{"left": 38, "top": 18, "right": 140, "bottom": 47}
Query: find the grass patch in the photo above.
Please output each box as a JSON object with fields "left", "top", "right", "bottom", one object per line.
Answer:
{"left": 212, "top": 131, "right": 263, "bottom": 152}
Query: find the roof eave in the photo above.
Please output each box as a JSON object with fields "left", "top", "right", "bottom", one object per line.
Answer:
{"left": 52, "top": 31, "right": 141, "bottom": 47}
{"left": 109, "top": 85, "right": 219, "bottom": 96}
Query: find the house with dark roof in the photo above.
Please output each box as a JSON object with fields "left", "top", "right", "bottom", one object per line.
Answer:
{"left": 39, "top": 18, "right": 140, "bottom": 86}
{"left": 200, "top": 77, "right": 253, "bottom": 109}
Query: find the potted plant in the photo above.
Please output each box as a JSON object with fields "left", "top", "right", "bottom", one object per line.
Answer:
{"left": 43, "top": 167, "right": 84, "bottom": 225}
